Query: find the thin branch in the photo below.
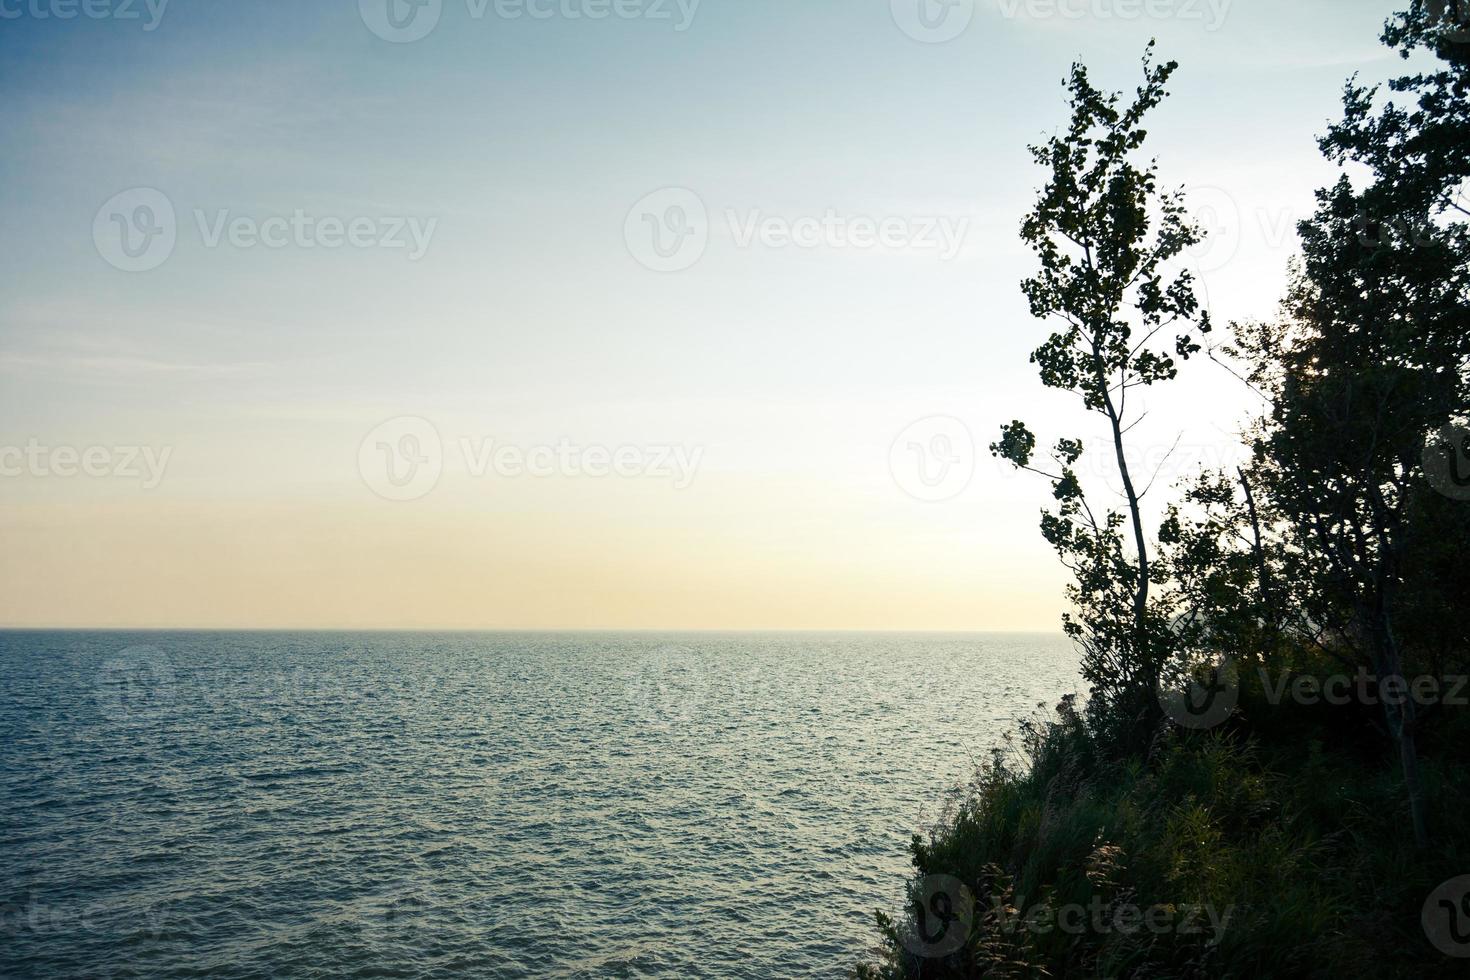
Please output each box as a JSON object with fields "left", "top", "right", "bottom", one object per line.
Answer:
{"left": 1139, "top": 433, "right": 1184, "bottom": 499}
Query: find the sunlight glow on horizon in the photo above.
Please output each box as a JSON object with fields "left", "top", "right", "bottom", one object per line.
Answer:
{"left": 0, "top": 0, "right": 1399, "bottom": 629}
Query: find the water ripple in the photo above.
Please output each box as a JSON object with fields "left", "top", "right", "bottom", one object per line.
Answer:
{"left": 1, "top": 631, "right": 1078, "bottom": 979}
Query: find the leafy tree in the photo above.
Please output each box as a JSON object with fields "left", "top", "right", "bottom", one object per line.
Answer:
{"left": 1157, "top": 469, "right": 1283, "bottom": 675}
{"left": 1323, "top": 0, "right": 1470, "bottom": 223}
{"left": 991, "top": 44, "right": 1211, "bottom": 746}
{"left": 1241, "top": 1, "right": 1470, "bottom": 847}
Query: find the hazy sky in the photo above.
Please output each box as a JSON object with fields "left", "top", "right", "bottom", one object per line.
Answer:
{"left": 0, "top": 0, "right": 1401, "bottom": 629}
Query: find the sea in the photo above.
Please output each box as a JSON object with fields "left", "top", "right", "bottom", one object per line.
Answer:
{"left": 0, "top": 630, "right": 1080, "bottom": 978}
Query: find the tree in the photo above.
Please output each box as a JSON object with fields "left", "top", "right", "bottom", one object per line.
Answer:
{"left": 1242, "top": 1, "right": 1470, "bottom": 848}
{"left": 991, "top": 43, "right": 1211, "bottom": 748}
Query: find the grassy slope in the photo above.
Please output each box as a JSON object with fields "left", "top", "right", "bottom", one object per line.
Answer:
{"left": 854, "top": 679, "right": 1470, "bottom": 978}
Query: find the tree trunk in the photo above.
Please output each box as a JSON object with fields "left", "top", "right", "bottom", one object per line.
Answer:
{"left": 1103, "top": 394, "right": 1150, "bottom": 649}
{"left": 1237, "top": 468, "right": 1277, "bottom": 656}
{"left": 1395, "top": 705, "right": 1429, "bottom": 850}
{"left": 1376, "top": 610, "right": 1430, "bottom": 849}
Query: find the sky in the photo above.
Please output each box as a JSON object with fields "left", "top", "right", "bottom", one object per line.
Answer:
{"left": 0, "top": 0, "right": 1405, "bottom": 630}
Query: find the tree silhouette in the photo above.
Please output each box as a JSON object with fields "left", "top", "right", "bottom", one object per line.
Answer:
{"left": 1242, "top": 1, "right": 1470, "bottom": 848}
{"left": 992, "top": 43, "right": 1210, "bottom": 746}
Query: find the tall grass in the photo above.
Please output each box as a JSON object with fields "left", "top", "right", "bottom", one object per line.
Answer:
{"left": 854, "top": 688, "right": 1470, "bottom": 978}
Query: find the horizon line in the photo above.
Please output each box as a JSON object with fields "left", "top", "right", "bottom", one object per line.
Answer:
{"left": 0, "top": 625, "right": 1067, "bottom": 635}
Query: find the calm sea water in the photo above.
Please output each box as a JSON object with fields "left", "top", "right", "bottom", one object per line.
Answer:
{"left": 1, "top": 631, "right": 1079, "bottom": 979}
